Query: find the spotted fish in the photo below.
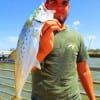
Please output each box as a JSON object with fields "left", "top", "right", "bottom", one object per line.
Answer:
{"left": 11, "top": 4, "right": 55, "bottom": 99}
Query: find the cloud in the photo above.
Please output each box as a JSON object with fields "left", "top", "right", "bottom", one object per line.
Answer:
{"left": 8, "top": 36, "right": 18, "bottom": 42}
{"left": 0, "top": 36, "right": 18, "bottom": 50}
{"left": 73, "top": 20, "right": 80, "bottom": 26}
{"left": 68, "top": 20, "right": 81, "bottom": 30}
{"left": 84, "top": 34, "right": 97, "bottom": 49}
{"left": 72, "top": 20, "right": 80, "bottom": 30}
{"left": 87, "top": 35, "right": 96, "bottom": 40}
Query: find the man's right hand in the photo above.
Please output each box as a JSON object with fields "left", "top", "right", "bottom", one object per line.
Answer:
{"left": 37, "top": 19, "right": 62, "bottom": 62}
{"left": 42, "top": 19, "right": 61, "bottom": 35}
{"left": 32, "top": 19, "right": 61, "bottom": 71}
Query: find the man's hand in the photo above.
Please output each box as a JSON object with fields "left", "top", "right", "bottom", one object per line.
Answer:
{"left": 32, "top": 19, "right": 61, "bottom": 71}
{"left": 42, "top": 19, "right": 61, "bottom": 34}
{"left": 40, "top": 19, "right": 61, "bottom": 55}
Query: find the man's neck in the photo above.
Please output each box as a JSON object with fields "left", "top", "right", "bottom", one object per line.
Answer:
{"left": 61, "top": 24, "right": 66, "bottom": 30}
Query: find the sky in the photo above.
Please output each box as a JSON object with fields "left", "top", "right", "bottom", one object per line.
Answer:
{"left": 0, "top": 0, "right": 100, "bottom": 50}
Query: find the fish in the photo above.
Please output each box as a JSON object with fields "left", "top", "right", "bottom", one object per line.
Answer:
{"left": 10, "top": 4, "right": 55, "bottom": 100}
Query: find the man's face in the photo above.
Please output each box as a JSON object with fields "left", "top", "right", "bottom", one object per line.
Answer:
{"left": 45, "top": 0, "right": 70, "bottom": 24}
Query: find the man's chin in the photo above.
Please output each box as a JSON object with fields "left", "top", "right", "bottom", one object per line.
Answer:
{"left": 57, "top": 18, "right": 65, "bottom": 24}
{"left": 55, "top": 16, "right": 66, "bottom": 24}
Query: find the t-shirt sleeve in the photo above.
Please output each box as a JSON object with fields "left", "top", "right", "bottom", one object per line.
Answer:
{"left": 77, "top": 36, "right": 89, "bottom": 63}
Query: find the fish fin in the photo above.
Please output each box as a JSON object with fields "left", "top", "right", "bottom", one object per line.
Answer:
{"left": 8, "top": 50, "right": 16, "bottom": 60}
{"left": 34, "top": 58, "right": 41, "bottom": 70}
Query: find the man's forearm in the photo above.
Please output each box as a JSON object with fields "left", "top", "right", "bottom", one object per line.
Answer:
{"left": 77, "top": 62, "right": 96, "bottom": 100}
{"left": 79, "top": 69, "right": 95, "bottom": 100}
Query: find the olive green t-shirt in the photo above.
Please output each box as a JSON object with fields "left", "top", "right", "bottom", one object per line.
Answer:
{"left": 32, "top": 28, "right": 88, "bottom": 100}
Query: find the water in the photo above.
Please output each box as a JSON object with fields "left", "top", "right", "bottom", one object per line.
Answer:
{"left": 86, "top": 57, "right": 100, "bottom": 99}
{"left": 88, "top": 57, "right": 100, "bottom": 81}
{"left": 0, "top": 57, "right": 100, "bottom": 100}
{"left": 88, "top": 57, "right": 100, "bottom": 68}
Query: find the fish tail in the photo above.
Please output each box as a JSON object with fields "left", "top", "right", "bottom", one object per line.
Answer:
{"left": 11, "top": 95, "right": 22, "bottom": 100}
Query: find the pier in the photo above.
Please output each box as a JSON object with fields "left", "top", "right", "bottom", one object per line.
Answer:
{"left": 0, "top": 62, "right": 100, "bottom": 100}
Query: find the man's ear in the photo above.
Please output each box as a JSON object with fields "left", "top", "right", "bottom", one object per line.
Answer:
{"left": 44, "top": 2, "right": 48, "bottom": 9}
{"left": 67, "top": 2, "right": 70, "bottom": 9}
{"left": 68, "top": 3, "right": 70, "bottom": 12}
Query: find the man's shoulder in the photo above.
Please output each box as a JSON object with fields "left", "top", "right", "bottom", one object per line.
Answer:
{"left": 63, "top": 27, "right": 84, "bottom": 42}
{"left": 64, "top": 27, "right": 81, "bottom": 36}
{"left": 66, "top": 28, "right": 80, "bottom": 35}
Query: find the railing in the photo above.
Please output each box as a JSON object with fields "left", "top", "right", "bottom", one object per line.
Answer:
{"left": 0, "top": 62, "right": 100, "bottom": 100}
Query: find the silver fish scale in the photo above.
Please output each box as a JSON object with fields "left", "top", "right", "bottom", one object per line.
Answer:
{"left": 18, "top": 30, "right": 31, "bottom": 63}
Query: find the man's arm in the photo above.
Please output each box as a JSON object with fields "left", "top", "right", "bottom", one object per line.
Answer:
{"left": 77, "top": 61, "right": 96, "bottom": 100}
{"left": 32, "top": 19, "right": 61, "bottom": 71}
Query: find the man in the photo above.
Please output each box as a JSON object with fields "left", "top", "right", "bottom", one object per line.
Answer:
{"left": 31, "top": 0, "right": 96, "bottom": 100}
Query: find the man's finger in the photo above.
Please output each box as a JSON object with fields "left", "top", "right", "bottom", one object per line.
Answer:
{"left": 42, "top": 19, "right": 61, "bottom": 33}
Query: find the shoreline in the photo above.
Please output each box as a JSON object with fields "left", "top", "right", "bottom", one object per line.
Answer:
{"left": 89, "top": 53, "right": 100, "bottom": 58}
